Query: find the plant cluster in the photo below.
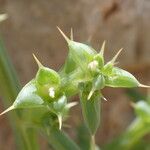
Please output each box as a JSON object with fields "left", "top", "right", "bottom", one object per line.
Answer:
{"left": 0, "top": 25, "right": 149, "bottom": 150}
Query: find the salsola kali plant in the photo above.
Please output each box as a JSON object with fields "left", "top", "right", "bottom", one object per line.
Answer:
{"left": 0, "top": 27, "right": 150, "bottom": 150}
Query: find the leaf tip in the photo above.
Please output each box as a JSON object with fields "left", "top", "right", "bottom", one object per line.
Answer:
{"left": 32, "top": 53, "right": 43, "bottom": 68}
{"left": 70, "top": 27, "right": 73, "bottom": 40}
{"left": 139, "top": 84, "right": 150, "bottom": 88}
{"left": 100, "top": 40, "right": 106, "bottom": 56}
{"left": 0, "top": 105, "right": 15, "bottom": 116}
{"left": 111, "top": 48, "right": 123, "bottom": 63}
{"left": 57, "top": 26, "right": 70, "bottom": 43}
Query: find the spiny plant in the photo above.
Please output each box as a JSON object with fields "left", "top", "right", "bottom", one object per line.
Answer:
{"left": 0, "top": 27, "right": 149, "bottom": 150}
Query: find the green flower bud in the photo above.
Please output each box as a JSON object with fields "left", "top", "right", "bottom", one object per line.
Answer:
{"left": 88, "top": 60, "right": 99, "bottom": 75}
{"left": 57, "top": 27, "right": 96, "bottom": 72}
{"left": 105, "top": 67, "right": 140, "bottom": 88}
{"left": 33, "top": 54, "right": 61, "bottom": 101}
{"left": 49, "top": 95, "right": 77, "bottom": 130}
{"left": 88, "top": 75, "right": 105, "bottom": 100}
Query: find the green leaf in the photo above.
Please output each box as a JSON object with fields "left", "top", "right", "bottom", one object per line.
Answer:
{"left": 79, "top": 82, "right": 101, "bottom": 135}
{"left": 0, "top": 80, "right": 45, "bottom": 115}
{"left": 13, "top": 80, "right": 44, "bottom": 108}
{"left": 105, "top": 67, "right": 140, "bottom": 88}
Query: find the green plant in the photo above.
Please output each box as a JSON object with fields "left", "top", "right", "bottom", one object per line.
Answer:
{"left": 0, "top": 26, "right": 150, "bottom": 150}
{"left": 104, "top": 89, "right": 150, "bottom": 150}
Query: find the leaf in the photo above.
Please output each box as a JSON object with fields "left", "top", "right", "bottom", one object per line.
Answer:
{"left": 0, "top": 80, "right": 45, "bottom": 115}
{"left": 79, "top": 82, "right": 101, "bottom": 135}
{"left": 13, "top": 80, "right": 44, "bottom": 108}
{"left": 105, "top": 67, "right": 140, "bottom": 88}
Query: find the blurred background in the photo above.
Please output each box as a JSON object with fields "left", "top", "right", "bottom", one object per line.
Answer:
{"left": 0, "top": 0, "right": 150, "bottom": 149}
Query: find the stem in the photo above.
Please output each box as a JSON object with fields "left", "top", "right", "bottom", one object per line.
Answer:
{"left": 90, "top": 135, "right": 96, "bottom": 150}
